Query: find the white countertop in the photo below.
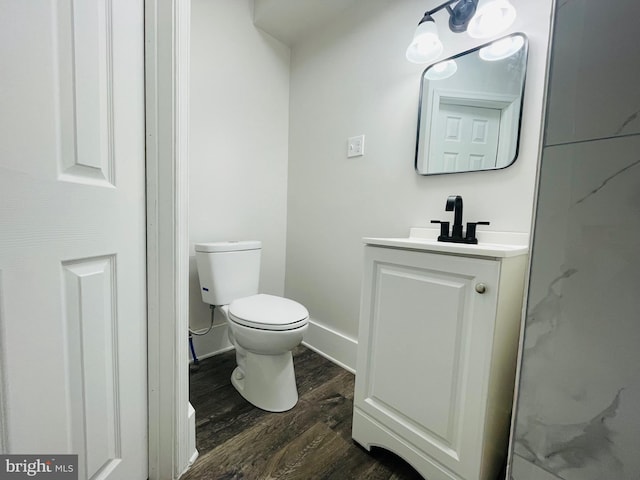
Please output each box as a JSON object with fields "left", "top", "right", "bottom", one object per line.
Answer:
{"left": 363, "top": 228, "right": 529, "bottom": 258}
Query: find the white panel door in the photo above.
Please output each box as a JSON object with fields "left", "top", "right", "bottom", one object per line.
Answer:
{"left": 0, "top": 1, "right": 147, "bottom": 479}
{"left": 429, "top": 103, "right": 501, "bottom": 173}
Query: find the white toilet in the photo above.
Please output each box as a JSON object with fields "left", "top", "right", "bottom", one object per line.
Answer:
{"left": 194, "top": 241, "right": 309, "bottom": 412}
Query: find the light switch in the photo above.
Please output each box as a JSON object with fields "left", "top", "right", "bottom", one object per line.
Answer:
{"left": 347, "top": 135, "right": 365, "bottom": 158}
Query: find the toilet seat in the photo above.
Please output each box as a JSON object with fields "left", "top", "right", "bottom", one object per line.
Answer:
{"left": 228, "top": 293, "right": 309, "bottom": 331}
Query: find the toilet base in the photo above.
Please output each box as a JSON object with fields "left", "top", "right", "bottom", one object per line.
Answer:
{"left": 230, "top": 350, "right": 299, "bottom": 412}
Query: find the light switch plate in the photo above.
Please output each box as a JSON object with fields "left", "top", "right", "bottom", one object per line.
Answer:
{"left": 347, "top": 135, "right": 365, "bottom": 157}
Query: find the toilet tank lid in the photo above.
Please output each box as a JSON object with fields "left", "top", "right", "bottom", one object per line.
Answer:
{"left": 195, "top": 241, "right": 261, "bottom": 253}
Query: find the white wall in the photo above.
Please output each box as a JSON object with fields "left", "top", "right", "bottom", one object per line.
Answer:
{"left": 189, "top": 0, "right": 291, "bottom": 356}
{"left": 284, "top": 0, "right": 554, "bottom": 368}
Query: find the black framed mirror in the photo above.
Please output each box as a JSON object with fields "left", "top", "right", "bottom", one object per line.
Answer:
{"left": 415, "top": 33, "right": 528, "bottom": 175}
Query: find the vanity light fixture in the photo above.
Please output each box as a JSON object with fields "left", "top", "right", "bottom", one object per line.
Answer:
{"left": 406, "top": 0, "right": 517, "bottom": 64}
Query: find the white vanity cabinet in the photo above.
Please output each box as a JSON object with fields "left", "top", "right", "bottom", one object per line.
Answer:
{"left": 352, "top": 239, "right": 528, "bottom": 480}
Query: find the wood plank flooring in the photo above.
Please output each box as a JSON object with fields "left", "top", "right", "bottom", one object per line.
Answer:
{"left": 182, "top": 346, "right": 424, "bottom": 480}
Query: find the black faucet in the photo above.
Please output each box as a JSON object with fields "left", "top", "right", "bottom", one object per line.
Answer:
{"left": 446, "top": 195, "right": 464, "bottom": 239}
{"left": 431, "top": 195, "right": 490, "bottom": 244}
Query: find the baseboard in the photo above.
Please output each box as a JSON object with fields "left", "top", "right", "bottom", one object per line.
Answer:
{"left": 187, "top": 403, "right": 198, "bottom": 467}
{"left": 189, "top": 322, "right": 233, "bottom": 362}
{"left": 302, "top": 318, "right": 358, "bottom": 373}
{"left": 178, "top": 402, "right": 199, "bottom": 478}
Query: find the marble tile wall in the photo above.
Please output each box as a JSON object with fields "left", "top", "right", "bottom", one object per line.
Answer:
{"left": 544, "top": 0, "right": 640, "bottom": 146}
{"left": 510, "top": 0, "right": 640, "bottom": 479}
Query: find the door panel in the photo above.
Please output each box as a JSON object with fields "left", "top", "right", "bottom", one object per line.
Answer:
{"left": 63, "top": 256, "right": 121, "bottom": 478}
{"left": 0, "top": 1, "right": 147, "bottom": 479}
{"left": 430, "top": 103, "right": 501, "bottom": 173}
{"left": 369, "top": 264, "right": 468, "bottom": 443}
{"left": 57, "top": 0, "right": 115, "bottom": 186}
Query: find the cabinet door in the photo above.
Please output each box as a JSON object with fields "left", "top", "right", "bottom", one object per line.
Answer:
{"left": 354, "top": 246, "right": 500, "bottom": 480}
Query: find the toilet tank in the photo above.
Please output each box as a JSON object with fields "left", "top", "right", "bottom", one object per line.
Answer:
{"left": 194, "top": 241, "right": 261, "bottom": 305}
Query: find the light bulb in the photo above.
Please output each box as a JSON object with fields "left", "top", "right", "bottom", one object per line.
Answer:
{"left": 467, "top": 0, "right": 516, "bottom": 39}
{"left": 425, "top": 60, "right": 458, "bottom": 80}
{"left": 479, "top": 35, "right": 524, "bottom": 61}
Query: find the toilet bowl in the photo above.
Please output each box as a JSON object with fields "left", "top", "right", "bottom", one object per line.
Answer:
{"left": 194, "top": 241, "right": 309, "bottom": 412}
{"left": 222, "top": 294, "right": 308, "bottom": 412}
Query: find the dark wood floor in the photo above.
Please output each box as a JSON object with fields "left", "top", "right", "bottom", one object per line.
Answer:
{"left": 182, "top": 345, "right": 424, "bottom": 480}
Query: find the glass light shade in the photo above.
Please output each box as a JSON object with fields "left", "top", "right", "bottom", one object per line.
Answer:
{"left": 467, "top": 0, "right": 516, "bottom": 39}
{"left": 406, "top": 20, "right": 443, "bottom": 64}
{"left": 479, "top": 35, "right": 524, "bottom": 61}
{"left": 425, "top": 60, "right": 458, "bottom": 80}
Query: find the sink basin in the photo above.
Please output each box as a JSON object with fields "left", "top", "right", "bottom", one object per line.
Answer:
{"left": 363, "top": 227, "right": 529, "bottom": 258}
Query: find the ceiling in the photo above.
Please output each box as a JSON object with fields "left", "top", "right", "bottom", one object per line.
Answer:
{"left": 253, "top": 0, "right": 358, "bottom": 46}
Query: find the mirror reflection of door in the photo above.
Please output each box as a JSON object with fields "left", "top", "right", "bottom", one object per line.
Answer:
{"left": 429, "top": 103, "right": 501, "bottom": 173}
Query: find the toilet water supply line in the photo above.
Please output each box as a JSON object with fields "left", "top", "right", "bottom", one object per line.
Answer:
{"left": 188, "top": 305, "right": 216, "bottom": 368}
{"left": 188, "top": 337, "right": 199, "bottom": 369}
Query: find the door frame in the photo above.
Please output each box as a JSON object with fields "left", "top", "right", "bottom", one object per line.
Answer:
{"left": 145, "top": 1, "right": 192, "bottom": 479}
{"left": 420, "top": 87, "right": 519, "bottom": 172}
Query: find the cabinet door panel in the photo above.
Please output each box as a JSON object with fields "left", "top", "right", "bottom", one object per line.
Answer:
{"left": 355, "top": 246, "right": 500, "bottom": 478}
{"left": 370, "top": 264, "right": 468, "bottom": 441}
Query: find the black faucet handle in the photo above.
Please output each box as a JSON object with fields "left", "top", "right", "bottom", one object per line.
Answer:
{"left": 465, "top": 221, "right": 490, "bottom": 244}
{"left": 431, "top": 220, "right": 450, "bottom": 238}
